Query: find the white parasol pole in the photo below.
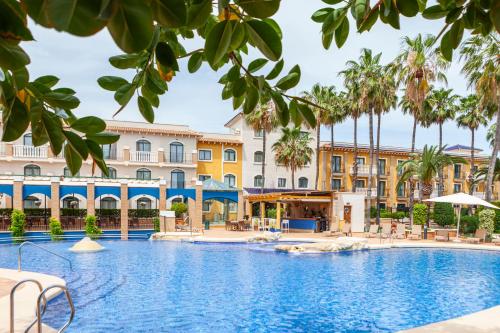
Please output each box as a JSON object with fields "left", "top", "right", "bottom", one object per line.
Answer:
{"left": 455, "top": 204, "right": 462, "bottom": 241}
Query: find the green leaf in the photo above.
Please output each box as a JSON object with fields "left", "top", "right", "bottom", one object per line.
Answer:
{"left": 85, "top": 138, "right": 104, "bottom": 160}
{"left": 114, "top": 83, "right": 135, "bottom": 106}
{"left": 379, "top": 2, "right": 400, "bottom": 29}
{"left": 276, "top": 65, "right": 301, "bottom": 90}
{"left": 46, "top": 0, "right": 106, "bottom": 36}
{"left": 491, "top": 1, "right": 500, "bottom": 33}
{"left": 221, "top": 83, "right": 233, "bottom": 100}
{"left": 86, "top": 132, "right": 120, "bottom": 144}
{"left": 311, "top": 8, "right": 333, "bottom": 23}
{"left": 152, "top": 0, "right": 187, "bottom": 28}
{"left": 12, "top": 67, "right": 29, "bottom": 89}
{"left": 29, "top": 102, "right": 49, "bottom": 146}
{"left": 107, "top": 0, "right": 154, "bottom": 53}
{"left": 233, "top": 94, "right": 245, "bottom": 110}
{"left": 236, "top": 0, "right": 280, "bottom": 18}
{"left": 188, "top": 52, "right": 203, "bottom": 73}
{"left": 227, "top": 65, "right": 240, "bottom": 82}
{"left": 422, "top": 5, "right": 449, "bottom": 19}
{"left": 289, "top": 99, "right": 302, "bottom": 127}
{"left": 359, "top": 7, "right": 379, "bottom": 32}
{"left": 229, "top": 22, "right": 247, "bottom": 51}
{"left": 64, "top": 130, "right": 89, "bottom": 159}
{"left": 440, "top": 31, "right": 453, "bottom": 61}
{"left": 71, "top": 116, "right": 106, "bottom": 134}
{"left": 0, "top": 0, "right": 34, "bottom": 41}
{"left": 44, "top": 92, "right": 80, "bottom": 109}
{"left": 34, "top": 75, "right": 59, "bottom": 88}
{"left": 322, "top": 9, "right": 346, "bottom": 35}
{"left": 334, "top": 17, "right": 349, "bottom": 47}
{"left": 396, "top": 0, "right": 419, "bottom": 17}
{"left": 232, "top": 77, "right": 247, "bottom": 97}
{"left": 64, "top": 143, "right": 83, "bottom": 176}
{"left": 109, "top": 53, "right": 141, "bottom": 69}
{"left": 448, "top": 19, "right": 464, "bottom": 49}
{"left": 1, "top": 98, "right": 29, "bottom": 141}
{"left": 205, "top": 20, "right": 233, "bottom": 68}
{"left": 187, "top": 0, "right": 212, "bottom": 28}
{"left": 322, "top": 0, "right": 343, "bottom": 4}
{"left": 155, "top": 42, "right": 179, "bottom": 71}
{"left": 353, "top": 0, "right": 368, "bottom": 20}
{"left": 141, "top": 86, "right": 159, "bottom": 107}
{"left": 322, "top": 32, "right": 334, "bottom": 49}
{"left": 98, "top": 76, "right": 128, "bottom": 91}
{"left": 248, "top": 58, "right": 268, "bottom": 73}
{"left": 271, "top": 91, "right": 289, "bottom": 126}
{"left": 138, "top": 96, "right": 154, "bottom": 123}
{"left": 0, "top": 38, "right": 30, "bottom": 70}
{"left": 265, "top": 59, "right": 284, "bottom": 80}
{"left": 52, "top": 87, "right": 76, "bottom": 95}
{"left": 297, "top": 103, "right": 316, "bottom": 128}
{"left": 243, "top": 84, "right": 259, "bottom": 113}
{"left": 42, "top": 111, "right": 64, "bottom": 155}
{"left": 245, "top": 20, "right": 282, "bottom": 61}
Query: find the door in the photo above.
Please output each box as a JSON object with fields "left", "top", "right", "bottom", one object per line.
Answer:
{"left": 344, "top": 205, "right": 352, "bottom": 224}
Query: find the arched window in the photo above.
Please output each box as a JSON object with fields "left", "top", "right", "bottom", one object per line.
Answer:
{"left": 298, "top": 177, "right": 308, "bottom": 189}
{"left": 171, "top": 169, "right": 185, "bottom": 189}
{"left": 137, "top": 197, "right": 152, "bottom": 209}
{"left": 24, "top": 164, "right": 41, "bottom": 176}
{"left": 224, "top": 174, "right": 236, "bottom": 188}
{"left": 254, "top": 175, "right": 263, "bottom": 187}
{"left": 62, "top": 196, "right": 79, "bottom": 209}
{"left": 102, "top": 167, "right": 117, "bottom": 179}
{"left": 254, "top": 151, "right": 263, "bottom": 163}
{"left": 102, "top": 143, "right": 117, "bottom": 160}
{"left": 64, "top": 167, "right": 79, "bottom": 177}
{"left": 23, "top": 133, "right": 33, "bottom": 146}
{"left": 24, "top": 195, "right": 40, "bottom": 209}
{"left": 136, "top": 139, "right": 151, "bottom": 152}
{"left": 170, "top": 142, "right": 184, "bottom": 163}
{"left": 100, "top": 197, "right": 117, "bottom": 209}
{"left": 224, "top": 149, "right": 236, "bottom": 162}
{"left": 136, "top": 168, "right": 151, "bottom": 180}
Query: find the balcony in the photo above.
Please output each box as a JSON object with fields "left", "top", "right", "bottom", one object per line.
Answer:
{"left": 355, "top": 188, "right": 378, "bottom": 197}
{"left": 453, "top": 171, "right": 466, "bottom": 180}
{"left": 130, "top": 151, "right": 158, "bottom": 163}
{"left": 166, "top": 152, "right": 194, "bottom": 165}
{"left": 350, "top": 165, "right": 378, "bottom": 176}
{"left": 13, "top": 145, "right": 48, "bottom": 159}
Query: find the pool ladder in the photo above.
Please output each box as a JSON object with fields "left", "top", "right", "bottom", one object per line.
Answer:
{"left": 17, "top": 241, "right": 73, "bottom": 272}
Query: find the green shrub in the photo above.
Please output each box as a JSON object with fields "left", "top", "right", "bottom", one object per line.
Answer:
{"left": 433, "top": 202, "right": 455, "bottom": 227}
{"left": 478, "top": 209, "right": 495, "bottom": 235}
{"left": 460, "top": 215, "right": 479, "bottom": 234}
{"left": 266, "top": 208, "right": 277, "bottom": 218}
{"left": 24, "top": 208, "right": 51, "bottom": 216}
{"left": 391, "top": 211, "right": 406, "bottom": 221}
{"left": 49, "top": 217, "right": 64, "bottom": 240}
{"left": 0, "top": 208, "right": 13, "bottom": 216}
{"left": 96, "top": 209, "right": 120, "bottom": 217}
{"left": 10, "top": 209, "right": 26, "bottom": 237}
{"left": 61, "top": 208, "right": 87, "bottom": 217}
{"left": 128, "top": 209, "right": 159, "bottom": 218}
{"left": 380, "top": 211, "right": 392, "bottom": 218}
{"left": 413, "top": 204, "right": 427, "bottom": 225}
{"left": 490, "top": 201, "right": 500, "bottom": 232}
{"left": 171, "top": 202, "right": 188, "bottom": 218}
{"left": 153, "top": 217, "right": 160, "bottom": 232}
{"left": 85, "top": 215, "right": 102, "bottom": 237}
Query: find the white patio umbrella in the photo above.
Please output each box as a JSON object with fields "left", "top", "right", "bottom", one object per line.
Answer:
{"left": 424, "top": 192, "right": 499, "bottom": 240}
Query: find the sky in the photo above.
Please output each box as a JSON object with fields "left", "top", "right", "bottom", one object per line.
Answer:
{"left": 22, "top": 1, "right": 492, "bottom": 153}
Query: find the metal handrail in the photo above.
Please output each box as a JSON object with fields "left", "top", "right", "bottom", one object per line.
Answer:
{"left": 10, "top": 279, "right": 47, "bottom": 333}
{"left": 36, "top": 285, "right": 75, "bottom": 333}
{"left": 18, "top": 241, "right": 73, "bottom": 272}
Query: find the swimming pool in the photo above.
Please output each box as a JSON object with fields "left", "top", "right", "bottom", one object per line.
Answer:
{"left": 1, "top": 240, "right": 499, "bottom": 332}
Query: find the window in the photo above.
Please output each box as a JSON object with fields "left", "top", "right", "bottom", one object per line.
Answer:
{"left": 137, "top": 197, "right": 152, "bottom": 209}
{"left": 254, "top": 129, "right": 264, "bottom": 137}
{"left": 356, "top": 157, "right": 365, "bottom": 165}
{"left": 454, "top": 164, "right": 462, "bottom": 179}
{"left": 332, "top": 156, "right": 342, "bottom": 173}
{"left": 171, "top": 170, "right": 185, "bottom": 189}
{"left": 102, "top": 167, "right": 117, "bottom": 179}
{"left": 378, "top": 181, "right": 386, "bottom": 196}
{"left": 254, "top": 175, "right": 263, "bottom": 187}
{"left": 378, "top": 203, "right": 387, "bottom": 210}
{"left": 24, "top": 164, "right": 41, "bottom": 176}
{"left": 229, "top": 202, "right": 237, "bottom": 213}
{"left": 198, "top": 149, "right": 212, "bottom": 161}
{"left": 224, "top": 149, "right": 236, "bottom": 162}
{"left": 62, "top": 196, "right": 79, "bottom": 209}
{"left": 203, "top": 201, "right": 212, "bottom": 212}
{"left": 23, "top": 133, "right": 33, "bottom": 146}
{"left": 378, "top": 159, "right": 386, "bottom": 175}
{"left": 199, "top": 175, "right": 211, "bottom": 182}
{"left": 170, "top": 142, "right": 184, "bottom": 163}
{"left": 102, "top": 144, "right": 117, "bottom": 160}
{"left": 397, "top": 160, "right": 405, "bottom": 176}
{"left": 453, "top": 183, "right": 462, "bottom": 193}
{"left": 64, "top": 167, "right": 79, "bottom": 177}
{"left": 397, "top": 183, "right": 406, "bottom": 197}
{"left": 136, "top": 168, "right": 151, "bottom": 180}
{"left": 355, "top": 179, "right": 365, "bottom": 189}
{"left": 277, "top": 178, "right": 286, "bottom": 188}
{"left": 298, "top": 177, "right": 308, "bottom": 189}
{"left": 24, "top": 196, "right": 40, "bottom": 209}
{"left": 224, "top": 174, "right": 236, "bottom": 188}
{"left": 331, "top": 179, "right": 341, "bottom": 190}
{"left": 101, "top": 197, "right": 117, "bottom": 209}
{"left": 136, "top": 139, "right": 151, "bottom": 152}
{"left": 254, "top": 151, "right": 264, "bottom": 163}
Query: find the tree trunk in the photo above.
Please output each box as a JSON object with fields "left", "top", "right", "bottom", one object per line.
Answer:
{"left": 352, "top": 116, "right": 358, "bottom": 192}
{"left": 315, "top": 121, "right": 321, "bottom": 190}
{"left": 486, "top": 106, "right": 500, "bottom": 201}
{"left": 438, "top": 122, "right": 444, "bottom": 196}
{"left": 261, "top": 130, "right": 266, "bottom": 194}
{"left": 330, "top": 124, "right": 334, "bottom": 191}
{"left": 408, "top": 116, "right": 418, "bottom": 229}
{"left": 291, "top": 167, "right": 295, "bottom": 190}
{"left": 470, "top": 128, "right": 475, "bottom": 195}
{"left": 375, "top": 112, "right": 382, "bottom": 225}
{"left": 411, "top": 116, "right": 417, "bottom": 152}
{"left": 366, "top": 110, "right": 374, "bottom": 230}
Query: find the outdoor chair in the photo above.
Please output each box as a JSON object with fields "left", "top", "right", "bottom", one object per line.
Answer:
{"left": 492, "top": 238, "right": 500, "bottom": 246}
{"left": 394, "top": 223, "right": 406, "bottom": 239}
{"left": 435, "top": 229, "right": 449, "bottom": 242}
{"left": 380, "top": 222, "right": 393, "bottom": 242}
{"left": 408, "top": 225, "right": 422, "bottom": 240}
{"left": 465, "top": 229, "right": 487, "bottom": 244}
{"left": 329, "top": 221, "right": 339, "bottom": 236}
{"left": 364, "top": 224, "right": 379, "bottom": 238}
{"left": 332, "top": 222, "right": 351, "bottom": 237}
{"left": 281, "top": 219, "right": 289, "bottom": 233}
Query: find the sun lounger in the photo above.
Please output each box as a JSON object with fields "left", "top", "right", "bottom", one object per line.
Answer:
{"left": 394, "top": 223, "right": 406, "bottom": 239}
{"left": 465, "top": 229, "right": 487, "bottom": 244}
{"left": 492, "top": 238, "right": 500, "bottom": 246}
{"left": 408, "top": 225, "right": 422, "bottom": 240}
{"left": 332, "top": 222, "right": 351, "bottom": 237}
{"left": 435, "top": 229, "right": 449, "bottom": 242}
{"left": 380, "top": 222, "right": 393, "bottom": 242}
{"left": 328, "top": 221, "right": 339, "bottom": 236}
{"left": 364, "top": 224, "right": 379, "bottom": 238}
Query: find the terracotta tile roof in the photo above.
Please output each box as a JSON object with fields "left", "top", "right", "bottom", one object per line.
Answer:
{"left": 104, "top": 120, "right": 201, "bottom": 137}
{"left": 199, "top": 132, "right": 242, "bottom": 144}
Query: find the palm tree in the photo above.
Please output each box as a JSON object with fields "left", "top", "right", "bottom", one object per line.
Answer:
{"left": 397, "top": 145, "right": 466, "bottom": 230}
{"left": 426, "top": 87, "right": 458, "bottom": 195}
{"left": 460, "top": 34, "right": 500, "bottom": 201}
{"left": 244, "top": 102, "right": 278, "bottom": 193}
{"left": 457, "top": 94, "right": 488, "bottom": 195}
{"left": 393, "top": 34, "right": 449, "bottom": 227}
{"left": 302, "top": 84, "right": 336, "bottom": 190}
{"left": 272, "top": 127, "right": 313, "bottom": 190}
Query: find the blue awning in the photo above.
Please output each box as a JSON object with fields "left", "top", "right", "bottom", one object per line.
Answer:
{"left": 203, "top": 190, "right": 238, "bottom": 203}
{"left": 0, "top": 184, "right": 13, "bottom": 197}
{"left": 128, "top": 187, "right": 160, "bottom": 199}
{"left": 23, "top": 185, "right": 51, "bottom": 199}
{"left": 166, "top": 188, "right": 196, "bottom": 201}
{"left": 95, "top": 186, "right": 121, "bottom": 198}
{"left": 60, "top": 185, "right": 87, "bottom": 198}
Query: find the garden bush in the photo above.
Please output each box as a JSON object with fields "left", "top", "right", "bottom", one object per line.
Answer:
{"left": 170, "top": 202, "right": 188, "bottom": 218}
{"left": 266, "top": 208, "right": 277, "bottom": 218}
{"left": 433, "top": 202, "right": 455, "bottom": 227}
{"left": 85, "top": 215, "right": 102, "bottom": 237}
{"left": 413, "top": 204, "right": 427, "bottom": 225}
{"left": 10, "top": 209, "right": 25, "bottom": 237}
{"left": 490, "top": 201, "right": 500, "bottom": 232}
{"left": 49, "top": 217, "right": 64, "bottom": 240}
{"left": 128, "top": 209, "right": 159, "bottom": 218}
{"left": 459, "top": 215, "right": 479, "bottom": 234}
{"left": 478, "top": 209, "right": 495, "bottom": 235}
{"left": 153, "top": 217, "right": 160, "bottom": 232}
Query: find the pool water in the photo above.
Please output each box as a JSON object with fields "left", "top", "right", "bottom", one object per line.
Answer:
{"left": 1, "top": 240, "right": 499, "bottom": 332}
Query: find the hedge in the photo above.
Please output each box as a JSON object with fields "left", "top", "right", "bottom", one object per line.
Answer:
{"left": 433, "top": 202, "right": 455, "bottom": 227}
{"left": 413, "top": 204, "right": 427, "bottom": 225}
{"left": 460, "top": 215, "right": 479, "bottom": 234}
{"left": 128, "top": 209, "right": 159, "bottom": 218}
{"left": 478, "top": 209, "right": 495, "bottom": 235}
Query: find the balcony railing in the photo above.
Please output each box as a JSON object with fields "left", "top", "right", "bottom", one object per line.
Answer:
{"left": 13, "top": 145, "right": 47, "bottom": 159}
{"left": 166, "top": 152, "right": 194, "bottom": 165}
{"left": 355, "top": 187, "right": 378, "bottom": 196}
{"left": 131, "top": 151, "right": 158, "bottom": 163}
{"left": 350, "top": 165, "right": 378, "bottom": 175}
